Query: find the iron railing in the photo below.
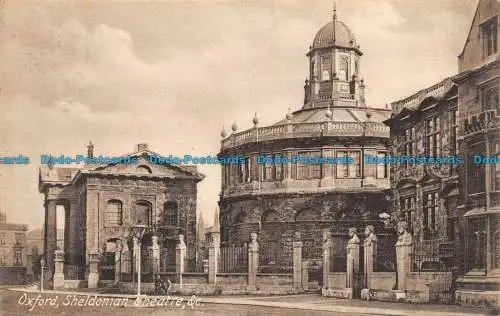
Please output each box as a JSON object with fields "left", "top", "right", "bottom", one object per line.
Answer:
{"left": 219, "top": 243, "right": 248, "bottom": 273}
{"left": 412, "top": 239, "right": 455, "bottom": 272}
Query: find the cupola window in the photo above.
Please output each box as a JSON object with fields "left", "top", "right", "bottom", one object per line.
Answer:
{"left": 339, "top": 57, "right": 349, "bottom": 81}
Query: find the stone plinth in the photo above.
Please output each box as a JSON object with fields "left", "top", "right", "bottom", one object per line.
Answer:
{"left": 346, "top": 229, "right": 360, "bottom": 291}
{"left": 176, "top": 234, "right": 186, "bottom": 284}
{"left": 53, "top": 250, "right": 65, "bottom": 289}
{"left": 207, "top": 232, "right": 220, "bottom": 285}
{"left": 363, "top": 228, "right": 377, "bottom": 290}
{"left": 395, "top": 223, "right": 412, "bottom": 292}
{"left": 247, "top": 232, "right": 259, "bottom": 291}
{"left": 292, "top": 232, "right": 303, "bottom": 290}
{"left": 87, "top": 252, "right": 99, "bottom": 289}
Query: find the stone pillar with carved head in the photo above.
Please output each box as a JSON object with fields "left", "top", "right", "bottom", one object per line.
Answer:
{"left": 292, "top": 231, "right": 303, "bottom": 290}
{"left": 248, "top": 232, "right": 259, "bottom": 291}
{"left": 176, "top": 234, "right": 186, "bottom": 283}
{"left": 346, "top": 227, "right": 360, "bottom": 293}
{"left": 53, "top": 249, "right": 65, "bottom": 289}
{"left": 322, "top": 228, "right": 333, "bottom": 279}
{"left": 363, "top": 225, "right": 377, "bottom": 290}
{"left": 395, "top": 221, "right": 413, "bottom": 293}
{"left": 152, "top": 235, "right": 160, "bottom": 276}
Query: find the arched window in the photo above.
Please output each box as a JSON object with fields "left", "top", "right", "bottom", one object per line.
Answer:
{"left": 136, "top": 165, "right": 152, "bottom": 174}
{"left": 106, "top": 200, "right": 123, "bottom": 226}
{"left": 262, "top": 210, "right": 279, "bottom": 222}
{"left": 236, "top": 212, "right": 249, "bottom": 225}
{"left": 164, "top": 202, "right": 179, "bottom": 226}
{"left": 321, "top": 56, "right": 331, "bottom": 81}
{"left": 135, "top": 200, "right": 152, "bottom": 226}
{"left": 339, "top": 57, "right": 349, "bottom": 81}
{"left": 295, "top": 209, "right": 320, "bottom": 221}
{"left": 322, "top": 70, "right": 330, "bottom": 81}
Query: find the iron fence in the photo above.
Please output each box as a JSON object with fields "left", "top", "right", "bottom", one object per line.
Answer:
{"left": 373, "top": 234, "right": 397, "bottom": 272}
{"left": 160, "top": 247, "right": 176, "bottom": 273}
{"left": 64, "top": 265, "right": 85, "bottom": 280}
{"left": 412, "top": 239, "right": 455, "bottom": 272}
{"left": 219, "top": 243, "right": 248, "bottom": 273}
{"left": 260, "top": 240, "right": 279, "bottom": 266}
{"left": 184, "top": 251, "right": 204, "bottom": 273}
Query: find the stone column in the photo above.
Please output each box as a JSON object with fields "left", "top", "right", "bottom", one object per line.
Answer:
{"left": 115, "top": 239, "right": 122, "bottom": 282}
{"left": 53, "top": 250, "right": 65, "bottom": 289}
{"left": 208, "top": 232, "right": 220, "bottom": 285}
{"left": 322, "top": 229, "right": 333, "bottom": 284}
{"left": 152, "top": 235, "right": 160, "bottom": 276}
{"left": 362, "top": 149, "right": 377, "bottom": 187}
{"left": 346, "top": 228, "right": 360, "bottom": 294}
{"left": 320, "top": 149, "right": 335, "bottom": 187}
{"left": 176, "top": 235, "right": 186, "bottom": 284}
{"left": 292, "top": 232, "right": 303, "bottom": 290}
{"left": 395, "top": 222, "right": 413, "bottom": 293}
{"left": 247, "top": 232, "right": 259, "bottom": 291}
{"left": 282, "top": 150, "right": 293, "bottom": 187}
{"left": 68, "top": 201, "right": 80, "bottom": 270}
{"left": 87, "top": 252, "right": 99, "bottom": 288}
{"left": 44, "top": 200, "right": 57, "bottom": 279}
{"left": 363, "top": 226, "right": 377, "bottom": 290}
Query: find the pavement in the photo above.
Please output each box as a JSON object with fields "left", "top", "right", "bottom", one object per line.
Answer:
{"left": 5, "top": 287, "right": 495, "bottom": 316}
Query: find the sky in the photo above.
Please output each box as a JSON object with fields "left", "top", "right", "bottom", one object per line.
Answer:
{"left": 0, "top": 0, "right": 478, "bottom": 230}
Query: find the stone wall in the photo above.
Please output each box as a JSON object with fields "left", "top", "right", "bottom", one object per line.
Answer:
{"left": 369, "top": 272, "right": 396, "bottom": 291}
{"left": 323, "top": 272, "right": 346, "bottom": 290}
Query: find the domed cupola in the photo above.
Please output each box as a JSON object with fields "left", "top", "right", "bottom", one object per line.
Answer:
{"left": 311, "top": 20, "right": 358, "bottom": 51}
{"left": 304, "top": 6, "right": 365, "bottom": 110}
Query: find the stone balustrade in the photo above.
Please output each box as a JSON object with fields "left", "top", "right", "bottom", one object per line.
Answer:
{"left": 222, "top": 178, "right": 391, "bottom": 198}
{"left": 391, "top": 78, "right": 454, "bottom": 115}
{"left": 221, "top": 120, "right": 389, "bottom": 150}
{"left": 463, "top": 109, "right": 499, "bottom": 137}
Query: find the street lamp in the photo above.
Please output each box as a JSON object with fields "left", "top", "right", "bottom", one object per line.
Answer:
{"left": 130, "top": 224, "right": 149, "bottom": 297}
{"left": 40, "top": 257, "right": 46, "bottom": 292}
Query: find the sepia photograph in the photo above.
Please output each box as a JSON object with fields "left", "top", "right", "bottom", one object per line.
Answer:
{"left": 0, "top": 0, "right": 499, "bottom": 315}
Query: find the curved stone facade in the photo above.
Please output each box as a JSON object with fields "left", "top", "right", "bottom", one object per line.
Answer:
{"left": 218, "top": 12, "right": 392, "bottom": 265}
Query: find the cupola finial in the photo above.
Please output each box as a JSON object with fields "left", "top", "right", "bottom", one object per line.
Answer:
{"left": 333, "top": 0, "right": 337, "bottom": 21}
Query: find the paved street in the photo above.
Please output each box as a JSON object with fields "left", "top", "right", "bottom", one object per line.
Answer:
{"left": 0, "top": 289, "right": 380, "bottom": 316}
{"left": 0, "top": 288, "right": 495, "bottom": 316}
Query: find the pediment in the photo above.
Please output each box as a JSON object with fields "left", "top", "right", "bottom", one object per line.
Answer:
{"left": 75, "top": 150, "right": 203, "bottom": 181}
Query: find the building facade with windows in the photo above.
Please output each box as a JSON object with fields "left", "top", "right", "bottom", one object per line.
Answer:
{"left": 38, "top": 143, "right": 204, "bottom": 286}
{"left": 453, "top": 0, "right": 500, "bottom": 300}
{"left": 0, "top": 212, "right": 28, "bottom": 284}
{"left": 388, "top": 0, "right": 500, "bottom": 304}
{"left": 386, "top": 78, "right": 460, "bottom": 268}
{"left": 218, "top": 11, "right": 392, "bottom": 272}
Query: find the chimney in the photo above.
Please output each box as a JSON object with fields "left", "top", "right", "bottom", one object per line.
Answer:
{"left": 0, "top": 212, "right": 6, "bottom": 223}
{"left": 136, "top": 143, "right": 149, "bottom": 152}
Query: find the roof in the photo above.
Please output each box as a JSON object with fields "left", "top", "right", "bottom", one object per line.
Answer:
{"left": 273, "top": 107, "right": 390, "bottom": 125}
{"left": 390, "top": 77, "right": 457, "bottom": 119}
{"left": 311, "top": 20, "right": 359, "bottom": 52}
{"left": 0, "top": 222, "right": 28, "bottom": 231}
{"left": 39, "top": 145, "right": 205, "bottom": 191}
